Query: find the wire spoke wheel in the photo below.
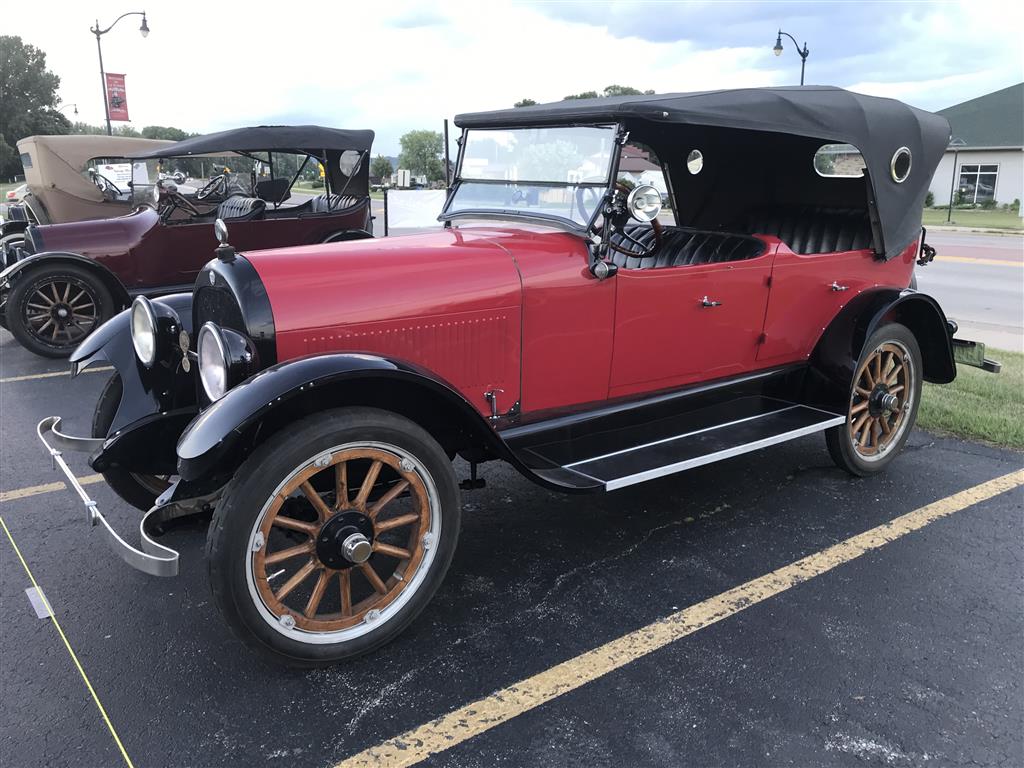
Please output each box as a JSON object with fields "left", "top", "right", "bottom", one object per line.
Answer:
{"left": 247, "top": 444, "right": 437, "bottom": 641}
{"left": 847, "top": 341, "right": 914, "bottom": 461}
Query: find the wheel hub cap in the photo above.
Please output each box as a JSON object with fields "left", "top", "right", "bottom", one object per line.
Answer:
{"left": 316, "top": 510, "right": 374, "bottom": 569}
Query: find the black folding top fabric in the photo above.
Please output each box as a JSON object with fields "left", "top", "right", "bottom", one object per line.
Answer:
{"left": 128, "top": 125, "right": 374, "bottom": 158}
{"left": 456, "top": 87, "right": 951, "bottom": 259}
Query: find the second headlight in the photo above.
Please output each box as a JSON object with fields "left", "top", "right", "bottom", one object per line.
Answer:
{"left": 130, "top": 296, "right": 158, "bottom": 366}
{"left": 197, "top": 322, "right": 257, "bottom": 402}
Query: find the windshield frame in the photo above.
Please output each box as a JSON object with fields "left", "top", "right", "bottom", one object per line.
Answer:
{"left": 439, "top": 122, "right": 624, "bottom": 233}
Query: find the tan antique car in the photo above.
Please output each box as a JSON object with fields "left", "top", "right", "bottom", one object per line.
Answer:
{"left": 1, "top": 135, "right": 174, "bottom": 260}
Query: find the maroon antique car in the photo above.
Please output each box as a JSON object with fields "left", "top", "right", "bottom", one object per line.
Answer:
{"left": 1, "top": 125, "right": 374, "bottom": 356}
{"left": 40, "top": 87, "right": 996, "bottom": 665}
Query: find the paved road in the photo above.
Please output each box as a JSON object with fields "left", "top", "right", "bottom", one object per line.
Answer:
{"left": 921, "top": 232, "right": 1023, "bottom": 352}
{"left": 1, "top": 316, "right": 1022, "bottom": 766}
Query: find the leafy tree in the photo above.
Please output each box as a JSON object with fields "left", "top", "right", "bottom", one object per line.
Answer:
{"left": 0, "top": 36, "right": 71, "bottom": 178}
{"left": 514, "top": 98, "right": 537, "bottom": 108}
{"left": 398, "top": 129, "right": 444, "bottom": 181}
{"left": 518, "top": 140, "right": 583, "bottom": 183}
{"left": 563, "top": 90, "right": 599, "bottom": 101}
{"left": 602, "top": 85, "right": 655, "bottom": 97}
{"left": 141, "top": 125, "right": 192, "bottom": 141}
{"left": 370, "top": 154, "right": 393, "bottom": 179}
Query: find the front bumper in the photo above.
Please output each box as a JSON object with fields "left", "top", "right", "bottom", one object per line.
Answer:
{"left": 37, "top": 416, "right": 180, "bottom": 577}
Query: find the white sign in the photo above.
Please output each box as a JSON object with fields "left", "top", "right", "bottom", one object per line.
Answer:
{"left": 100, "top": 162, "right": 134, "bottom": 185}
{"left": 386, "top": 189, "right": 447, "bottom": 230}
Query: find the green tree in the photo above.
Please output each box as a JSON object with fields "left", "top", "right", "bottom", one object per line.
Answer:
{"left": 563, "top": 90, "right": 599, "bottom": 101}
{"left": 141, "top": 125, "right": 192, "bottom": 141}
{"left": 398, "top": 130, "right": 444, "bottom": 181}
{"left": 0, "top": 36, "right": 71, "bottom": 178}
{"left": 602, "top": 85, "right": 655, "bottom": 97}
{"left": 514, "top": 98, "right": 537, "bottom": 108}
{"left": 370, "top": 154, "right": 393, "bottom": 180}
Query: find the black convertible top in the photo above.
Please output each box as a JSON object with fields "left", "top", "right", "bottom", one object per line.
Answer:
{"left": 129, "top": 125, "right": 374, "bottom": 158}
{"left": 456, "top": 87, "right": 951, "bottom": 259}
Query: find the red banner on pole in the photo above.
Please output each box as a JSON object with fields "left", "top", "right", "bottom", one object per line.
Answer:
{"left": 105, "top": 73, "right": 130, "bottom": 122}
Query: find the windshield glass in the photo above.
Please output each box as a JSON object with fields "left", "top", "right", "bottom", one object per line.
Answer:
{"left": 445, "top": 125, "right": 617, "bottom": 227}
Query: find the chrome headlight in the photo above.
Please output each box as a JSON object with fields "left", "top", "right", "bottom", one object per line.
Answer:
{"left": 626, "top": 184, "right": 663, "bottom": 222}
{"left": 131, "top": 297, "right": 158, "bottom": 367}
{"left": 197, "top": 322, "right": 228, "bottom": 401}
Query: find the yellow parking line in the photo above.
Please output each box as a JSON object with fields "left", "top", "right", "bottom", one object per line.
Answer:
{"left": 938, "top": 255, "right": 1022, "bottom": 267}
{"left": 0, "top": 366, "right": 112, "bottom": 384}
{"left": 336, "top": 469, "right": 1024, "bottom": 768}
{"left": 1, "top": 516, "right": 135, "bottom": 768}
{"left": 0, "top": 475, "right": 104, "bottom": 504}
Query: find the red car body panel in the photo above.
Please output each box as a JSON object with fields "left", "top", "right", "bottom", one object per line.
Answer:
{"left": 245, "top": 224, "right": 918, "bottom": 422}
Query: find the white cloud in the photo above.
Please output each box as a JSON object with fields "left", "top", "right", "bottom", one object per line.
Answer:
{"left": 7, "top": 0, "right": 1022, "bottom": 155}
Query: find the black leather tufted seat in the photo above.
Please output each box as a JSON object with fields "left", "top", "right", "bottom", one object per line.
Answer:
{"left": 607, "top": 225, "right": 766, "bottom": 270}
{"left": 216, "top": 196, "right": 266, "bottom": 221}
{"left": 744, "top": 206, "right": 872, "bottom": 254}
{"left": 310, "top": 194, "right": 364, "bottom": 213}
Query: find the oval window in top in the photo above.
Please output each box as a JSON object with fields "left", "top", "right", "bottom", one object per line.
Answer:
{"left": 686, "top": 149, "right": 703, "bottom": 175}
{"left": 890, "top": 147, "right": 912, "bottom": 183}
{"left": 813, "top": 143, "right": 865, "bottom": 178}
{"left": 339, "top": 150, "right": 363, "bottom": 176}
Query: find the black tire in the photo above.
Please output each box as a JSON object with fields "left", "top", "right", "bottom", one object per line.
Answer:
{"left": 7, "top": 263, "right": 114, "bottom": 358}
{"left": 826, "top": 323, "right": 923, "bottom": 477}
{"left": 206, "top": 406, "right": 460, "bottom": 666}
{"left": 92, "top": 374, "right": 171, "bottom": 512}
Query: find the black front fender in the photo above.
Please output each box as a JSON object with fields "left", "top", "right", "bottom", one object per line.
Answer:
{"left": 176, "top": 353, "right": 509, "bottom": 482}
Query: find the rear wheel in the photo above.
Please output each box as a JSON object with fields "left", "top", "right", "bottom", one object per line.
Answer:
{"left": 826, "top": 323, "right": 922, "bottom": 476}
{"left": 7, "top": 263, "right": 114, "bottom": 357}
{"left": 206, "top": 407, "right": 460, "bottom": 666}
{"left": 92, "top": 374, "right": 172, "bottom": 511}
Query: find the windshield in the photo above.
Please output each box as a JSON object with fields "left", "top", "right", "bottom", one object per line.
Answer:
{"left": 444, "top": 125, "right": 617, "bottom": 227}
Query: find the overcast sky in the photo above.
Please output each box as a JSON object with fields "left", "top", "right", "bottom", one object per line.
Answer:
{"left": 10, "top": 0, "right": 1023, "bottom": 155}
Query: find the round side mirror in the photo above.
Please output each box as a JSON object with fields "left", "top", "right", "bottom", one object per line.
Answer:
{"left": 626, "top": 185, "right": 663, "bottom": 222}
{"left": 214, "top": 218, "right": 229, "bottom": 244}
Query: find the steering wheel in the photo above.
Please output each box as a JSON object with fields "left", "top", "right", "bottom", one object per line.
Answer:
{"left": 196, "top": 173, "right": 228, "bottom": 201}
{"left": 156, "top": 180, "right": 202, "bottom": 219}
{"left": 589, "top": 182, "right": 664, "bottom": 258}
{"left": 91, "top": 172, "right": 123, "bottom": 202}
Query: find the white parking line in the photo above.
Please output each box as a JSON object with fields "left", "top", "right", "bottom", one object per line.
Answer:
{"left": 0, "top": 366, "right": 112, "bottom": 384}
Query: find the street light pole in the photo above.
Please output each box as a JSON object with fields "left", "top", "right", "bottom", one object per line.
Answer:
{"left": 89, "top": 11, "right": 149, "bottom": 136}
{"left": 772, "top": 29, "right": 810, "bottom": 86}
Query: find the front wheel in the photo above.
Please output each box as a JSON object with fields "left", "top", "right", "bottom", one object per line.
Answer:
{"left": 826, "top": 323, "right": 923, "bottom": 476}
{"left": 206, "top": 407, "right": 460, "bottom": 666}
{"left": 6, "top": 263, "right": 114, "bottom": 357}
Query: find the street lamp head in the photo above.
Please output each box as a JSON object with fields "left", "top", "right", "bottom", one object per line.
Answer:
{"left": 140, "top": 12, "right": 149, "bottom": 38}
{"left": 772, "top": 33, "right": 784, "bottom": 57}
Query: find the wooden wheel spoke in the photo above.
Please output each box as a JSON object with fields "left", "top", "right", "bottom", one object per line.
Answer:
{"left": 372, "top": 542, "right": 411, "bottom": 560}
{"left": 263, "top": 541, "right": 313, "bottom": 565}
{"left": 26, "top": 302, "right": 51, "bottom": 311}
{"left": 888, "top": 384, "right": 904, "bottom": 395}
{"left": 374, "top": 512, "right": 419, "bottom": 533}
{"left": 885, "top": 365, "right": 902, "bottom": 386}
{"left": 271, "top": 515, "right": 317, "bottom": 536}
{"left": 855, "top": 386, "right": 872, "bottom": 398}
{"left": 850, "top": 400, "right": 869, "bottom": 415}
{"left": 872, "top": 352, "right": 882, "bottom": 385}
{"left": 32, "top": 290, "right": 54, "bottom": 307}
{"left": 851, "top": 412, "right": 870, "bottom": 436}
{"left": 335, "top": 460, "right": 349, "bottom": 509}
{"left": 354, "top": 460, "right": 383, "bottom": 508}
{"left": 274, "top": 559, "right": 318, "bottom": 601}
{"left": 339, "top": 570, "right": 352, "bottom": 616}
{"left": 360, "top": 562, "right": 388, "bottom": 594}
{"left": 300, "top": 480, "right": 333, "bottom": 524}
{"left": 368, "top": 479, "right": 409, "bottom": 518}
{"left": 304, "top": 569, "right": 331, "bottom": 618}
{"left": 61, "top": 281, "right": 71, "bottom": 302}
{"left": 859, "top": 418, "right": 873, "bottom": 447}
{"left": 49, "top": 283, "right": 61, "bottom": 303}
{"left": 879, "top": 415, "right": 893, "bottom": 435}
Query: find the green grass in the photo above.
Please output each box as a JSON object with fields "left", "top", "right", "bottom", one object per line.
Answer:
{"left": 919, "top": 347, "right": 1024, "bottom": 449}
{"left": 922, "top": 207, "right": 1023, "bottom": 230}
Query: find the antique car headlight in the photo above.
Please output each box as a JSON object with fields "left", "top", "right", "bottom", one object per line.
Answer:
{"left": 197, "top": 321, "right": 257, "bottom": 402}
{"left": 626, "top": 185, "right": 663, "bottom": 222}
{"left": 131, "top": 297, "right": 158, "bottom": 366}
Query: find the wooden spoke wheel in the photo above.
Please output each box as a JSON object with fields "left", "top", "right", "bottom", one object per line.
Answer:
{"left": 847, "top": 341, "right": 914, "bottom": 461}
{"left": 245, "top": 443, "right": 439, "bottom": 641}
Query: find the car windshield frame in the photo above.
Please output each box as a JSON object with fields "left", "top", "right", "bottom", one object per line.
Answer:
{"left": 440, "top": 123, "right": 622, "bottom": 233}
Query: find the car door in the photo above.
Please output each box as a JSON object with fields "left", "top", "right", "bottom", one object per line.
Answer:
{"left": 608, "top": 253, "right": 775, "bottom": 399}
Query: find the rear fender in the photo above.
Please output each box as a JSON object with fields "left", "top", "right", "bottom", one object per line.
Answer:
{"left": 1, "top": 251, "right": 131, "bottom": 309}
{"left": 176, "top": 353, "right": 526, "bottom": 485}
{"left": 805, "top": 288, "right": 955, "bottom": 411}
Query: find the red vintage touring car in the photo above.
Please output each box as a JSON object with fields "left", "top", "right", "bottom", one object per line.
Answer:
{"left": 40, "top": 87, "right": 996, "bottom": 665}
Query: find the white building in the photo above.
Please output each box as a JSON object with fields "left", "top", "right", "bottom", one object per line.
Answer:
{"left": 927, "top": 83, "right": 1023, "bottom": 213}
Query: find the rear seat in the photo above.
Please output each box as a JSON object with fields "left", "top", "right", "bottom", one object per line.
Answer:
{"left": 607, "top": 225, "right": 765, "bottom": 270}
{"left": 216, "top": 196, "right": 266, "bottom": 221}
{"left": 744, "top": 206, "right": 872, "bottom": 254}
{"left": 309, "top": 194, "right": 364, "bottom": 213}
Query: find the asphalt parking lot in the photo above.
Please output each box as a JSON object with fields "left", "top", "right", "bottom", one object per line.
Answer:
{"left": 1, "top": 326, "right": 1022, "bottom": 768}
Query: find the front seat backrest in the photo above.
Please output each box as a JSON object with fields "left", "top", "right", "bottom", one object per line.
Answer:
{"left": 216, "top": 196, "right": 266, "bottom": 221}
{"left": 309, "top": 194, "right": 364, "bottom": 213}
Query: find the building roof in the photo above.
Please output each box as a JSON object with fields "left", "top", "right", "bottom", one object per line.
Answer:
{"left": 937, "top": 83, "right": 1023, "bottom": 148}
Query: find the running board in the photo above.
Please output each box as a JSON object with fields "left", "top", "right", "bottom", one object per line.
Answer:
{"left": 519, "top": 401, "right": 844, "bottom": 492}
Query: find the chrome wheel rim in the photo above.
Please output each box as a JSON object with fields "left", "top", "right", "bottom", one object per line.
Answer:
{"left": 23, "top": 278, "right": 99, "bottom": 346}
{"left": 848, "top": 341, "right": 914, "bottom": 462}
{"left": 245, "top": 441, "right": 440, "bottom": 644}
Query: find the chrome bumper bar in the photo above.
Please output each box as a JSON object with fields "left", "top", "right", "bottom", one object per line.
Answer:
{"left": 36, "top": 416, "right": 179, "bottom": 577}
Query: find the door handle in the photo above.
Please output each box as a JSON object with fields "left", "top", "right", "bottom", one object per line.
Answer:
{"left": 830, "top": 282, "right": 849, "bottom": 292}
{"left": 700, "top": 296, "right": 722, "bottom": 307}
